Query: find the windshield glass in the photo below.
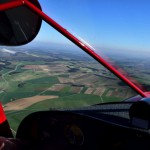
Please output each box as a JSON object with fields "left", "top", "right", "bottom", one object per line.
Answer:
{"left": 0, "top": 0, "right": 149, "bottom": 135}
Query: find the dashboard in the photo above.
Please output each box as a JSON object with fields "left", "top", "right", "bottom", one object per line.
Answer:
{"left": 16, "top": 100, "right": 150, "bottom": 150}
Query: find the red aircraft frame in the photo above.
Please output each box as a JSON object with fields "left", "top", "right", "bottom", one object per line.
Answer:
{"left": 0, "top": 0, "right": 149, "bottom": 136}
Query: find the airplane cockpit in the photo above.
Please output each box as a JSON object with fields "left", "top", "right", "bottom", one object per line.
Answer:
{"left": 0, "top": 0, "right": 150, "bottom": 150}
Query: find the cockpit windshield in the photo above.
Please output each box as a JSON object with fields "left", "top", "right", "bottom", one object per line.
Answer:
{"left": 0, "top": 0, "right": 150, "bottom": 135}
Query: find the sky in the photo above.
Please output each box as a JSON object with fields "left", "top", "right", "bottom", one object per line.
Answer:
{"left": 34, "top": 0, "right": 150, "bottom": 54}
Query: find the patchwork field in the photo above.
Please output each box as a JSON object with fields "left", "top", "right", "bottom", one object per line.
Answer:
{"left": 0, "top": 48, "right": 142, "bottom": 132}
{"left": 0, "top": 59, "right": 136, "bottom": 106}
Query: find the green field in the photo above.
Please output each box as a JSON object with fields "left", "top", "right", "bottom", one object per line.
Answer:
{"left": 5, "top": 93, "right": 122, "bottom": 132}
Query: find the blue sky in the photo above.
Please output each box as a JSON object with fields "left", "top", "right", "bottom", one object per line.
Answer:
{"left": 35, "top": 0, "right": 150, "bottom": 53}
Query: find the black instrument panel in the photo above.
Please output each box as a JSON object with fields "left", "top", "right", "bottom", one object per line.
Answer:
{"left": 16, "top": 103, "right": 150, "bottom": 150}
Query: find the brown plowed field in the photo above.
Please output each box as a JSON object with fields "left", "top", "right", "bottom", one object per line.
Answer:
{"left": 48, "top": 84, "right": 66, "bottom": 91}
{"left": 85, "top": 88, "right": 94, "bottom": 94}
{"left": 93, "top": 87, "right": 105, "bottom": 96}
{"left": 58, "top": 77, "right": 74, "bottom": 83}
{"left": 70, "top": 86, "right": 83, "bottom": 93}
{"left": 4, "top": 95, "right": 58, "bottom": 111}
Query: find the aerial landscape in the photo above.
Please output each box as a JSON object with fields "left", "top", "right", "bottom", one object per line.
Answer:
{"left": 0, "top": 44, "right": 148, "bottom": 131}
{"left": 1, "top": 1, "right": 150, "bottom": 148}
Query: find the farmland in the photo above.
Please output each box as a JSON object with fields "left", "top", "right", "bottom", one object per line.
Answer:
{"left": 0, "top": 45, "right": 147, "bottom": 132}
